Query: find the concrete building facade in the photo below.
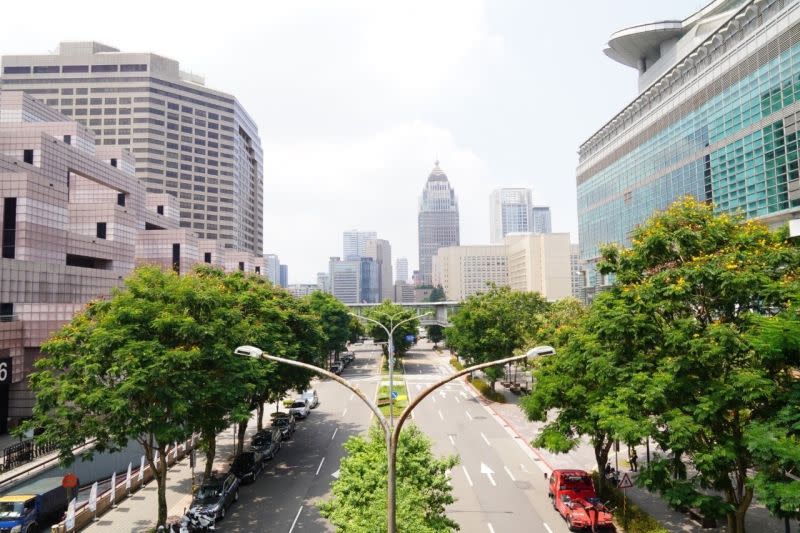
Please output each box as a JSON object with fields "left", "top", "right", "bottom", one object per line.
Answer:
{"left": 365, "top": 237, "right": 392, "bottom": 302}
{"left": 418, "top": 161, "right": 459, "bottom": 285}
{"left": 395, "top": 257, "right": 408, "bottom": 283}
{"left": 578, "top": 0, "right": 800, "bottom": 297}
{"left": 431, "top": 244, "right": 508, "bottom": 301}
{"left": 342, "top": 229, "right": 376, "bottom": 260}
{"left": 489, "top": 188, "right": 533, "bottom": 243}
{"left": 1, "top": 41, "right": 264, "bottom": 256}
{"left": 287, "top": 284, "right": 317, "bottom": 298}
{"left": 531, "top": 206, "right": 552, "bottom": 234}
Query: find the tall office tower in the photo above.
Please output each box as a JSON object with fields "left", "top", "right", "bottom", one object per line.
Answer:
{"left": 417, "top": 161, "right": 459, "bottom": 285}
{"left": 365, "top": 238, "right": 392, "bottom": 302}
{"left": 279, "top": 264, "right": 288, "bottom": 288}
{"left": 0, "top": 42, "right": 263, "bottom": 255}
{"left": 316, "top": 272, "right": 330, "bottom": 293}
{"left": 342, "top": 229, "right": 377, "bottom": 260}
{"left": 264, "top": 254, "right": 280, "bottom": 284}
{"left": 570, "top": 243, "right": 585, "bottom": 302}
{"left": 395, "top": 257, "right": 408, "bottom": 283}
{"left": 489, "top": 188, "right": 533, "bottom": 243}
{"left": 329, "top": 257, "right": 359, "bottom": 303}
{"left": 359, "top": 257, "right": 381, "bottom": 303}
{"left": 578, "top": 0, "right": 800, "bottom": 300}
{"left": 531, "top": 206, "right": 552, "bottom": 234}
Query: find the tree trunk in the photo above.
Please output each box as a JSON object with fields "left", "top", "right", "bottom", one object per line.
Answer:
{"left": 593, "top": 436, "right": 613, "bottom": 497}
{"left": 726, "top": 486, "right": 753, "bottom": 533}
{"left": 236, "top": 420, "right": 247, "bottom": 455}
{"left": 257, "top": 402, "right": 264, "bottom": 431}
{"left": 156, "top": 452, "right": 168, "bottom": 528}
{"left": 202, "top": 433, "right": 216, "bottom": 483}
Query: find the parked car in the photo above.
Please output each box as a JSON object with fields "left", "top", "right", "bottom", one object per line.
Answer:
{"left": 251, "top": 427, "right": 283, "bottom": 459}
{"left": 289, "top": 399, "right": 311, "bottom": 419}
{"left": 341, "top": 352, "right": 354, "bottom": 365}
{"left": 301, "top": 389, "right": 319, "bottom": 408}
{"left": 189, "top": 472, "right": 240, "bottom": 521}
{"left": 330, "top": 362, "right": 343, "bottom": 375}
{"left": 548, "top": 469, "right": 613, "bottom": 531}
{"left": 271, "top": 412, "right": 297, "bottom": 438}
{"left": 230, "top": 450, "right": 265, "bottom": 484}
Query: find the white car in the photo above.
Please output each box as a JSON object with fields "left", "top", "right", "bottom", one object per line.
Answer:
{"left": 288, "top": 399, "right": 310, "bottom": 419}
{"left": 301, "top": 389, "right": 319, "bottom": 409}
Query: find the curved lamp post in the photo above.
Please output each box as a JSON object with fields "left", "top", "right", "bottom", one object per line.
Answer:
{"left": 234, "top": 343, "right": 555, "bottom": 533}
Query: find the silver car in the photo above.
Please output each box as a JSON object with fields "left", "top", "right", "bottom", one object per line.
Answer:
{"left": 301, "top": 389, "right": 319, "bottom": 409}
{"left": 288, "top": 399, "right": 310, "bottom": 419}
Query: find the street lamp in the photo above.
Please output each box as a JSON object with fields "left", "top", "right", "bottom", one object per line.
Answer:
{"left": 234, "top": 343, "right": 555, "bottom": 533}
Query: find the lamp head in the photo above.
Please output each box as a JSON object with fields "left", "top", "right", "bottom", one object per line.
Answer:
{"left": 526, "top": 345, "right": 555, "bottom": 360}
{"left": 235, "top": 345, "right": 264, "bottom": 359}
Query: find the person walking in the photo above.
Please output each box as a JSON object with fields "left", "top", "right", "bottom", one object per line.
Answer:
{"left": 630, "top": 448, "right": 638, "bottom": 472}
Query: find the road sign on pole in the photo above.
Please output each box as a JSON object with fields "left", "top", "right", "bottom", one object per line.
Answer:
{"left": 391, "top": 391, "right": 398, "bottom": 400}
{"left": 618, "top": 472, "right": 633, "bottom": 489}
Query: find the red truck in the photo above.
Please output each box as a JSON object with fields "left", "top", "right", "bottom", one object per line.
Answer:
{"left": 548, "top": 469, "right": 614, "bottom": 532}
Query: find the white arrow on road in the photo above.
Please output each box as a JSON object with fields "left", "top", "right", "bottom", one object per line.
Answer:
{"left": 439, "top": 390, "right": 446, "bottom": 398}
{"left": 480, "top": 463, "right": 496, "bottom": 486}
{"left": 331, "top": 469, "right": 340, "bottom": 479}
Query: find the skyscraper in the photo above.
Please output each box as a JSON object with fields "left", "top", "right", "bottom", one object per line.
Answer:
{"left": 342, "top": 229, "right": 377, "bottom": 260}
{"left": 417, "top": 161, "right": 459, "bottom": 285}
{"left": 279, "top": 264, "right": 288, "bottom": 288}
{"left": 578, "top": 0, "right": 800, "bottom": 297}
{"left": 0, "top": 42, "right": 263, "bottom": 255}
{"left": 489, "top": 188, "right": 533, "bottom": 243}
{"left": 531, "top": 206, "right": 552, "bottom": 234}
{"left": 264, "top": 254, "right": 280, "bottom": 284}
{"left": 365, "top": 238, "right": 393, "bottom": 302}
{"left": 395, "top": 257, "right": 409, "bottom": 283}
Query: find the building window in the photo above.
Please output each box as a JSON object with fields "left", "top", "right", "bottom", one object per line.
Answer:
{"left": 117, "top": 193, "right": 125, "bottom": 207}
{"left": 96, "top": 222, "right": 107, "bottom": 239}
{"left": 33, "top": 65, "right": 60, "bottom": 74}
{"left": 3, "top": 66, "right": 31, "bottom": 74}
{"left": 110, "top": 158, "right": 117, "bottom": 168}
{"left": 0, "top": 302, "right": 12, "bottom": 322}
{"left": 23, "top": 150, "right": 33, "bottom": 165}
{"left": 238, "top": 262, "right": 245, "bottom": 271}
{"left": 172, "top": 243, "right": 181, "bottom": 273}
{"left": 120, "top": 64, "right": 147, "bottom": 72}
{"left": 204, "top": 252, "right": 212, "bottom": 264}
{"left": 157, "top": 205, "right": 164, "bottom": 215}
{"left": 91, "top": 64, "right": 119, "bottom": 72}
{"left": 255, "top": 266, "right": 261, "bottom": 274}
{"left": 2, "top": 198, "right": 17, "bottom": 259}
{"left": 63, "top": 65, "right": 89, "bottom": 73}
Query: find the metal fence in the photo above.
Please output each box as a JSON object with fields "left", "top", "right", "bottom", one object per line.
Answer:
{"left": 1, "top": 438, "right": 58, "bottom": 472}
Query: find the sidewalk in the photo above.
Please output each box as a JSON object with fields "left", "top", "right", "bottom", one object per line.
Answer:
{"left": 481, "top": 377, "right": 787, "bottom": 533}
{"left": 83, "top": 414, "right": 261, "bottom": 532}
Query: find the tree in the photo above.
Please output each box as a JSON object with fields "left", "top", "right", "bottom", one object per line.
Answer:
{"left": 306, "top": 291, "right": 353, "bottom": 367}
{"left": 596, "top": 197, "right": 800, "bottom": 532}
{"left": 445, "top": 285, "right": 549, "bottom": 390}
{"left": 427, "top": 285, "right": 446, "bottom": 302}
{"left": 27, "top": 267, "right": 219, "bottom": 527}
{"left": 364, "top": 301, "right": 420, "bottom": 357}
{"left": 426, "top": 325, "right": 444, "bottom": 347}
{"left": 319, "top": 424, "right": 458, "bottom": 532}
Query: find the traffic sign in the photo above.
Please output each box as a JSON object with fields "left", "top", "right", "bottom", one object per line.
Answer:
{"left": 618, "top": 472, "right": 633, "bottom": 489}
{"left": 390, "top": 391, "right": 398, "bottom": 400}
{"left": 405, "top": 334, "right": 415, "bottom": 342}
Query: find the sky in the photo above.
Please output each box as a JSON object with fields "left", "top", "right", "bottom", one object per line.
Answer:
{"left": 0, "top": 0, "right": 706, "bottom": 283}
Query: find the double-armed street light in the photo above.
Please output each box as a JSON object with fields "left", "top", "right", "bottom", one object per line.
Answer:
{"left": 234, "top": 340, "right": 555, "bottom": 533}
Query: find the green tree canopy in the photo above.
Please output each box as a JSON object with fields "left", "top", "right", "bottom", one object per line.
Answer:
{"left": 305, "top": 291, "right": 353, "bottom": 358}
{"left": 319, "top": 424, "right": 458, "bottom": 532}
{"left": 426, "top": 325, "right": 444, "bottom": 346}
{"left": 427, "top": 285, "right": 446, "bottom": 302}
{"left": 445, "top": 285, "right": 550, "bottom": 390}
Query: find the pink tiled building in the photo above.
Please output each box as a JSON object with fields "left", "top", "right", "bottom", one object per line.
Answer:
{"left": 0, "top": 91, "right": 264, "bottom": 432}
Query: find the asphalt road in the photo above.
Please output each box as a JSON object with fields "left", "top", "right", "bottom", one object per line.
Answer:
{"left": 219, "top": 342, "right": 381, "bottom": 532}
{"left": 401, "top": 345, "right": 572, "bottom": 533}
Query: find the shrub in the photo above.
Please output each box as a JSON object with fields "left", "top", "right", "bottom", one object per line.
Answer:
{"left": 592, "top": 473, "right": 669, "bottom": 533}
{"left": 449, "top": 357, "right": 464, "bottom": 371}
{"left": 469, "top": 377, "right": 506, "bottom": 403}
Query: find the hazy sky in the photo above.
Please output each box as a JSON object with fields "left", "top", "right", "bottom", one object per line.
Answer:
{"left": 1, "top": 0, "right": 705, "bottom": 283}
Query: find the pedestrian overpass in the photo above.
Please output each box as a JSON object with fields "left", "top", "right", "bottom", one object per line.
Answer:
{"left": 347, "top": 301, "right": 461, "bottom": 327}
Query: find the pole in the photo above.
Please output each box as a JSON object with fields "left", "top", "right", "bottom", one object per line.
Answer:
{"left": 646, "top": 436, "right": 650, "bottom": 468}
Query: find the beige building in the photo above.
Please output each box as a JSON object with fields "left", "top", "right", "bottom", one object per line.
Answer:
{"left": 0, "top": 91, "right": 262, "bottom": 431}
{"left": 431, "top": 244, "right": 508, "bottom": 301}
{"left": 365, "top": 238, "right": 392, "bottom": 302}
{"left": 393, "top": 281, "right": 415, "bottom": 303}
{"left": 431, "top": 233, "right": 572, "bottom": 302}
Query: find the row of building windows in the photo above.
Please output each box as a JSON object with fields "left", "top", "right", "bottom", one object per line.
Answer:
{"left": 3, "top": 64, "right": 147, "bottom": 75}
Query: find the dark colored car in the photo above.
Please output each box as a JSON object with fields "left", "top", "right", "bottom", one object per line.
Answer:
{"left": 271, "top": 412, "right": 296, "bottom": 439}
{"left": 189, "top": 472, "right": 240, "bottom": 521}
{"left": 230, "top": 450, "right": 265, "bottom": 484}
{"left": 251, "top": 427, "right": 282, "bottom": 459}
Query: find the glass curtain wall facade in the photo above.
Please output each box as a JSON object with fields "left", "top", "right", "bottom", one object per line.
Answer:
{"left": 418, "top": 161, "right": 460, "bottom": 285}
{"left": 577, "top": 0, "right": 800, "bottom": 294}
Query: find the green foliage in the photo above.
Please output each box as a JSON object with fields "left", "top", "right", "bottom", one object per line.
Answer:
{"left": 467, "top": 376, "right": 506, "bottom": 403}
{"left": 446, "top": 285, "right": 549, "bottom": 389}
{"left": 426, "top": 325, "right": 444, "bottom": 346}
{"left": 305, "top": 291, "right": 354, "bottom": 357}
{"left": 449, "top": 357, "right": 463, "bottom": 371}
{"left": 319, "top": 424, "right": 459, "bottom": 532}
{"left": 591, "top": 473, "right": 669, "bottom": 533}
{"left": 364, "top": 301, "right": 420, "bottom": 356}
{"left": 427, "top": 285, "right": 446, "bottom": 302}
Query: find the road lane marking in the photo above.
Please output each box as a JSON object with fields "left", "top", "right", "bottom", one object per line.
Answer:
{"left": 504, "top": 465, "right": 516, "bottom": 482}
{"left": 448, "top": 435, "right": 455, "bottom": 445}
{"left": 315, "top": 457, "right": 325, "bottom": 476}
{"left": 289, "top": 506, "right": 303, "bottom": 533}
{"left": 342, "top": 408, "right": 348, "bottom": 417}
{"left": 349, "top": 393, "right": 354, "bottom": 401}
{"left": 460, "top": 391, "right": 468, "bottom": 399}
{"left": 520, "top": 463, "right": 529, "bottom": 473}
{"left": 543, "top": 523, "right": 553, "bottom": 533}
{"left": 480, "top": 463, "right": 496, "bottom": 486}
{"left": 481, "top": 432, "right": 491, "bottom": 446}
{"left": 487, "top": 524, "right": 496, "bottom": 533}
{"left": 331, "top": 428, "right": 338, "bottom": 440}
{"left": 466, "top": 411, "right": 473, "bottom": 421}
{"left": 461, "top": 465, "right": 473, "bottom": 487}
{"left": 438, "top": 410, "right": 444, "bottom": 420}
{"left": 431, "top": 395, "right": 437, "bottom": 403}
{"left": 454, "top": 396, "right": 460, "bottom": 404}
